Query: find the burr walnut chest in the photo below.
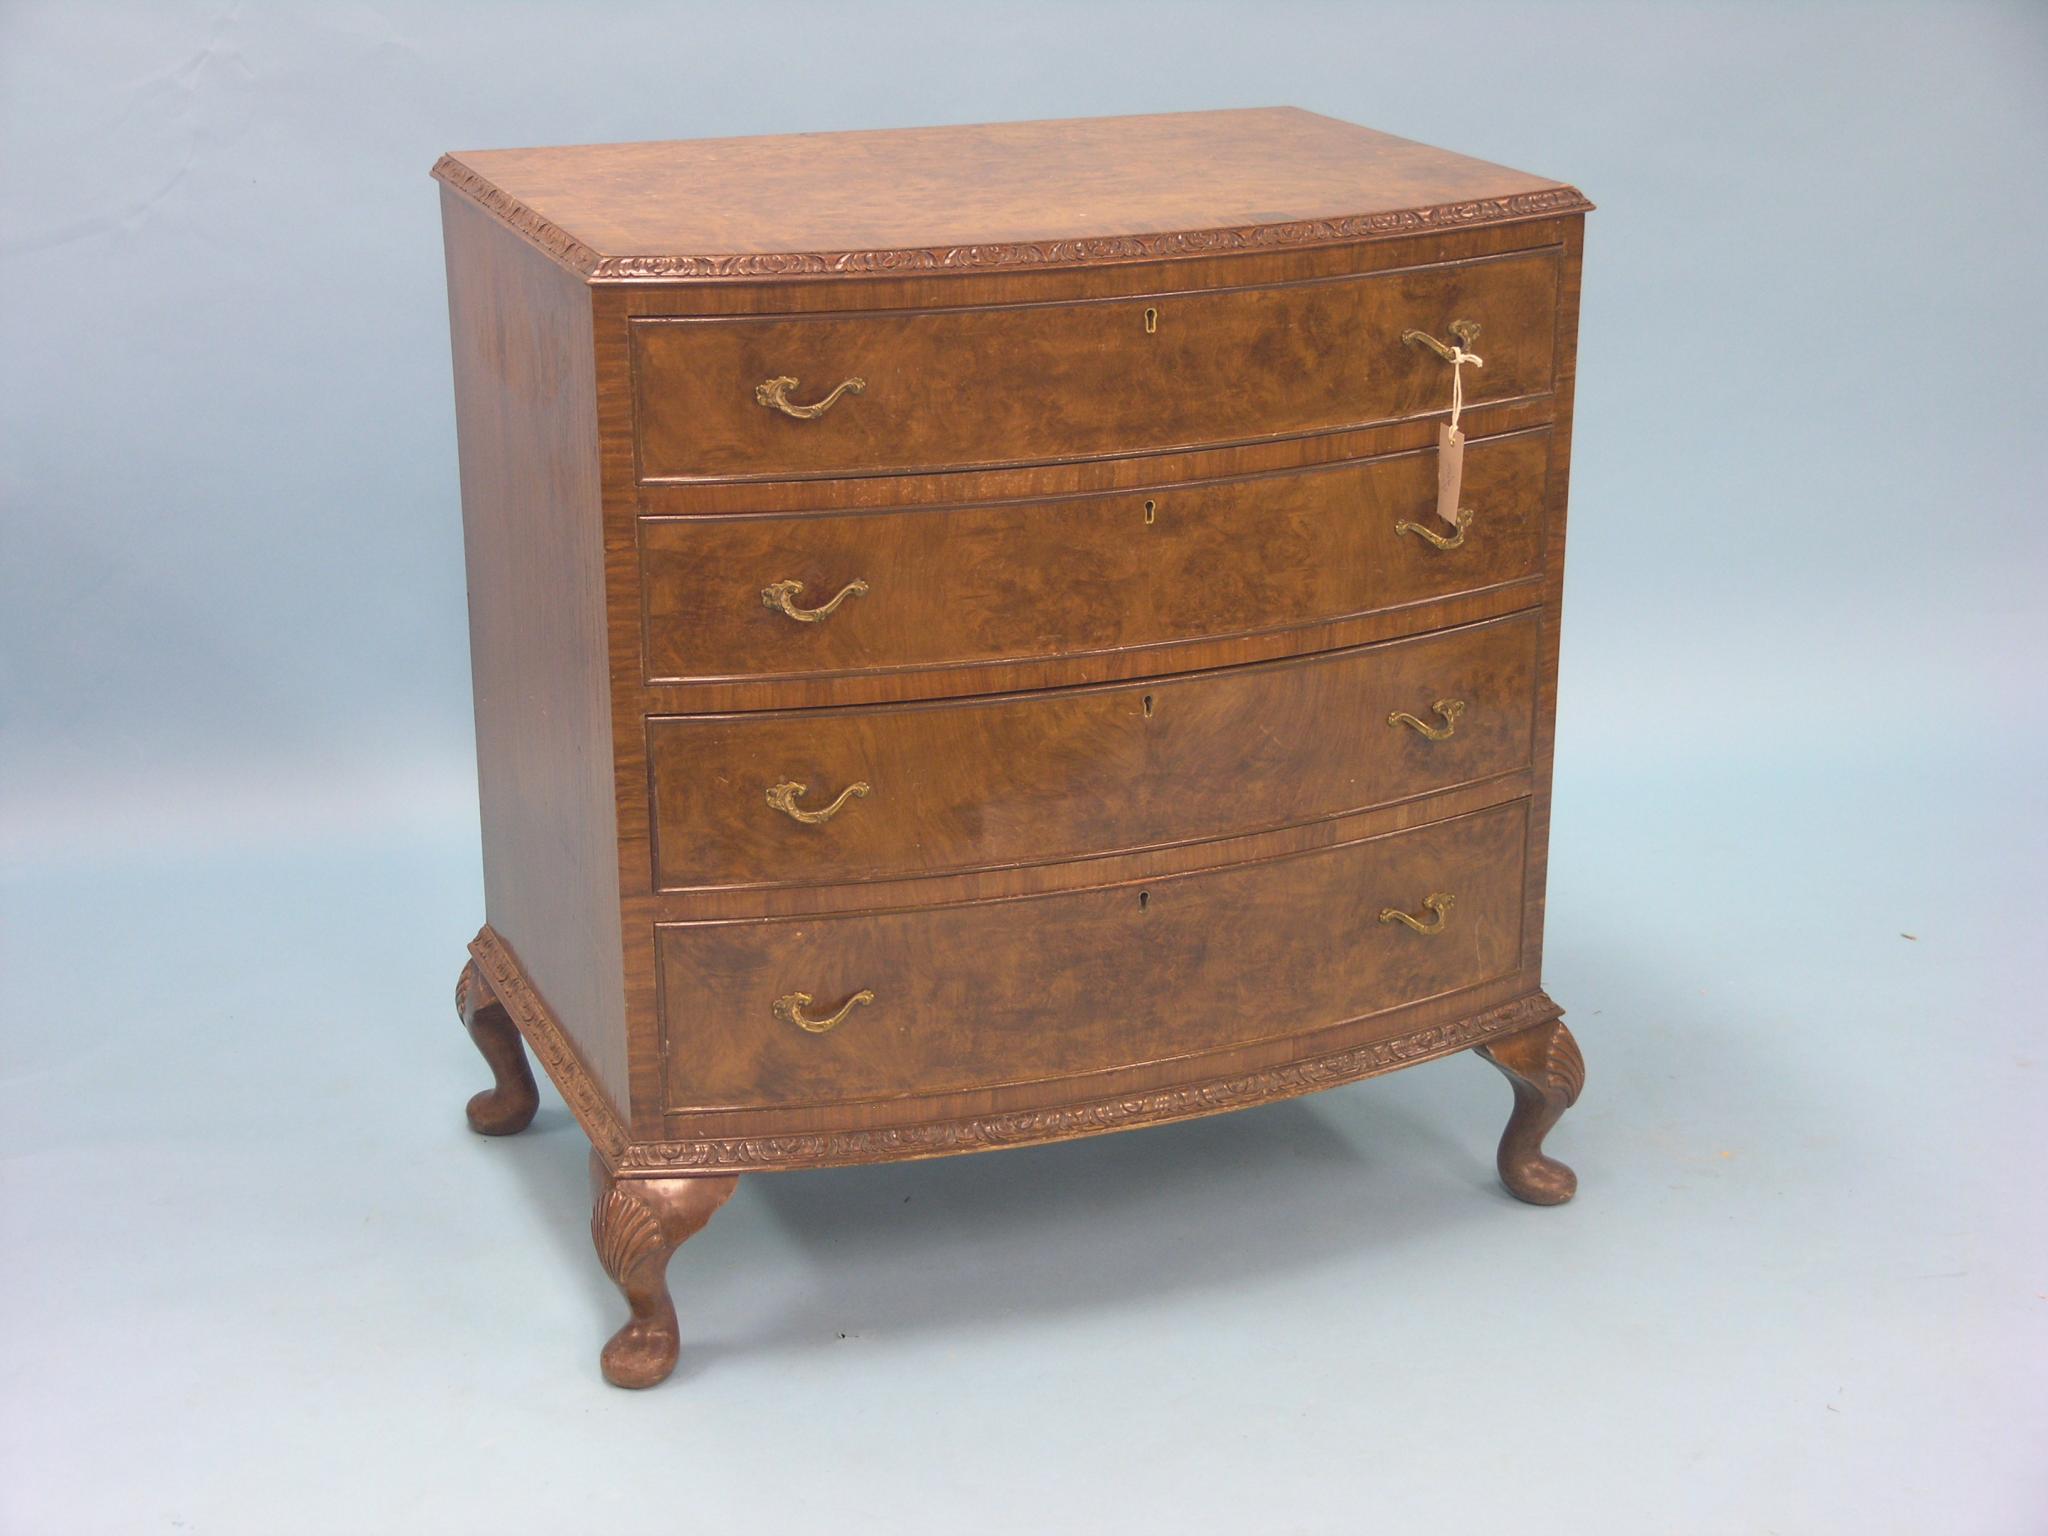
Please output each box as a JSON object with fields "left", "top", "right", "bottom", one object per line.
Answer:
{"left": 434, "top": 108, "right": 1593, "bottom": 1388}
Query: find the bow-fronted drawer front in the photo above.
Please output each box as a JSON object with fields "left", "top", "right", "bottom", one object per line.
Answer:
{"left": 639, "top": 428, "right": 1549, "bottom": 689}
{"left": 630, "top": 247, "right": 1561, "bottom": 483}
{"left": 646, "top": 611, "right": 1539, "bottom": 894}
{"left": 655, "top": 800, "right": 1529, "bottom": 1111}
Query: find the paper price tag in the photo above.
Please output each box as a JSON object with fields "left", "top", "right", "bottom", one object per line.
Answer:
{"left": 1436, "top": 422, "right": 1465, "bottom": 528}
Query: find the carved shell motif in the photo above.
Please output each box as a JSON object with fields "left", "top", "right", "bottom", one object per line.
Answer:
{"left": 454, "top": 959, "right": 490, "bottom": 1019}
{"left": 591, "top": 1186, "right": 663, "bottom": 1287}
{"left": 1544, "top": 1023, "right": 1587, "bottom": 1107}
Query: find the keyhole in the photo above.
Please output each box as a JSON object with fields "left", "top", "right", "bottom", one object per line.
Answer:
{"left": 1138, "top": 890, "right": 1150, "bottom": 912}
{"left": 1143, "top": 306, "right": 1158, "bottom": 334}
{"left": 1142, "top": 694, "right": 1155, "bottom": 719}
{"left": 1143, "top": 498, "right": 1157, "bottom": 526}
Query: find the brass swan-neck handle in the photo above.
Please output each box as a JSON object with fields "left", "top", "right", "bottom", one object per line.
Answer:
{"left": 1378, "top": 892, "right": 1455, "bottom": 936}
{"left": 762, "top": 578, "right": 868, "bottom": 622}
{"left": 1401, "top": 319, "right": 1483, "bottom": 364}
{"left": 1388, "top": 699, "right": 1465, "bottom": 740}
{"left": 773, "top": 989, "right": 875, "bottom": 1035}
{"left": 1395, "top": 507, "right": 1471, "bottom": 550}
{"left": 755, "top": 375, "right": 866, "bottom": 419}
{"left": 766, "top": 780, "right": 869, "bottom": 825}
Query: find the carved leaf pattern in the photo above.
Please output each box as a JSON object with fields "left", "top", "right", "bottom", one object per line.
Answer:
{"left": 431, "top": 157, "right": 1591, "bottom": 283}
{"left": 468, "top": 931, "right": 629, "bottom": 1160}
{"left": 471, "top": 928, "right": 1562, "bottom": 1174}
{"left": 621, "top": 993, "right": 1563, "bottom": 1171}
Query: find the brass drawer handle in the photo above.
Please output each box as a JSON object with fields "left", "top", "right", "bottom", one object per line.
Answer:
{"left": 1379, "top": 892, "right": 1454, "bottom": 936}
{"left": 1396, "top": 507, "right": 1471, "bottom": 550}
{"left": 762, "top": 577, "right": 868, "bottom": 622}
{"left": 767, "top": 779, "right": 869, "bottom": 825}
{"left": 1388, "top": 699, "right": 1465, "bottom": 740}
{"left": 755, "top": 374, "right": 866, "bottom": 419}
{"left": 1401, "top": 318, "right": 1482, "bottom": 363}
{"left": 773, "top": 989, "right": 875, "bottom": 1035}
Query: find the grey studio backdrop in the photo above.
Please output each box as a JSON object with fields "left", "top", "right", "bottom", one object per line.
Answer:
{"left": 3, "top": 4, "right": 2044, "bottom": 1533}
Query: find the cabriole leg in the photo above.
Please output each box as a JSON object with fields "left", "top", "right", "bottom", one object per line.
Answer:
{"left": 589, "top": 1150, "right": 739, "bottom": 1389}
{"left": 455, "top": 957, "right": 539, "bottom": 1136}
{"left": 1476, "top": 1017, "right": 1585, "bottom": 1205}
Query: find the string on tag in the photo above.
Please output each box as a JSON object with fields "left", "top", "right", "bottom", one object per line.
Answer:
{"left": 1399, "top": 325, "right": 1486, "bottom": 538}
{"left": 1446, "top": 344, "right": 1483, "bottom": 434}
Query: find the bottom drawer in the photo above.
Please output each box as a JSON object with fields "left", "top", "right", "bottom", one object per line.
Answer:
{"left": 658, "top": 800, "right": 1529, "bottom": 1111}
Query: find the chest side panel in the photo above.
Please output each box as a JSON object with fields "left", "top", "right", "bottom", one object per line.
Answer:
{"left": 443, "top": 191, "right": 630, "bottom": 1120}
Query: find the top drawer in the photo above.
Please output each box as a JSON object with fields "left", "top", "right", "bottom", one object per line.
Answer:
{"left": 632, "top": 247, "right": 1561, "bottom": 484}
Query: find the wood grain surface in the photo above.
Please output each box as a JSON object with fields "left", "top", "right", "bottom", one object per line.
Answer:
{"left": 440, "top": 110, "right": 1592, "bottom": 1389}
{"left": 646, "top": 611, "right": 1539, "bottom": 893}
{"left": 441, "top": 189, "right": 631, "bottom": 1119}
{"left": 638, "top": 426, "right": 1549, "bottom": 689}
{"left": 656, "top": 800, "right": 1530, "bottom": 1111}
{"left": 631, "top": 247, "right": 1559, "bottom": 481}
{"left": 438, "top": 112, "right": 1587, "bottom": 1181}
{"left": 432, "top": 107, "right": 1586, "bottom": 279}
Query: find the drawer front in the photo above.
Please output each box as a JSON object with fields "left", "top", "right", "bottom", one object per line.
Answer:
{"left": 658, "top": 800, "right": 1529, "bottom": 1110}
{"left": 632, "top": 248, "right": 1560, "bottom": 482}
{"left": 642, "top": 428, "right": 1548, "bottom": 687}
{"left": 648, "top": 611, "right": 1538, "bottom": 893}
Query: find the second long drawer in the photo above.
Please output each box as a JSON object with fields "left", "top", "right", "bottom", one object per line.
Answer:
{"left": 648, "top": 609, "right": 1539, "bottom": 893}
{"left": 640, "top": 427, "right": 1549, "bottom": 689}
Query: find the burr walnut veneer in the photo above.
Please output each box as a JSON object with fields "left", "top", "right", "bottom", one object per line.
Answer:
{"left": 435, "top": 108, "right": 1591, "bottom": 1388}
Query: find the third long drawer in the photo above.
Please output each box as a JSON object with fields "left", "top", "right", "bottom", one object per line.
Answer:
{"left": 648, "top": 609, "right": 1540, "bottom": 893}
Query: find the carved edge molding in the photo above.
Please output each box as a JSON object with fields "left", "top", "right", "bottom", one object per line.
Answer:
{"left": 467, "top": 926, "right": 629, "bottom": 1161}
{"left": 471, "top": 921, "right": 1560, "bottom": 1175}
{"left": 433, "top": 157, "right": 605, "bottom": 275}
{"left": 432, "top": 156, "right": 1593, "bottom": 283}
{"left": 622, "top": 991, "right": 1565, "bottom": 1173}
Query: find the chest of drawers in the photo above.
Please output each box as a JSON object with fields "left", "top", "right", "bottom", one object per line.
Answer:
{"left": 434, "top": 108, "right": 1592, "bottom": 1388}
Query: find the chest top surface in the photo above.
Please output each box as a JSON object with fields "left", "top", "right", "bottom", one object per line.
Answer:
{"left": 432, "top": 106, "right": 1588, "bottom": 281}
